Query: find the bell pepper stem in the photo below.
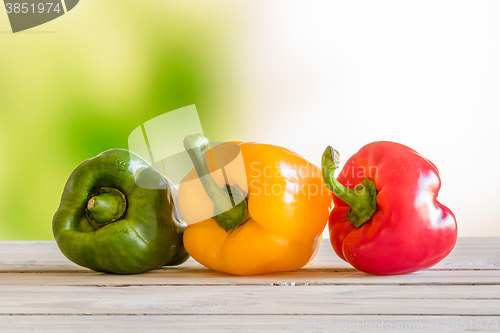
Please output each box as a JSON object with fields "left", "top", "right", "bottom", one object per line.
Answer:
{"left": 183, "top": 134, "right": 233, "bottom": 213}
{"left": 86, "top": 187, "right": 127, "bottom": 229}
{"left": 322, "top": 146, "right": 378, "bottom": 228}
{"left": 183, "top": 134, "right": 249, "bottom": 232}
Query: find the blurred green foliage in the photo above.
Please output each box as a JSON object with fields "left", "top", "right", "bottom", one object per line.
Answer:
{"left": 0, "top": 1, "right": 244, "bottom": 240}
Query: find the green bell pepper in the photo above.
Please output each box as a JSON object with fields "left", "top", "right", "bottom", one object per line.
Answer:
{"left": 52, "top": 149, "right": 189, "bottom": 274}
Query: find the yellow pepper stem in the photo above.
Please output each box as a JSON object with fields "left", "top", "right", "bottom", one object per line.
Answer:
{"left": 183, "top": 134, "right": 249, "bottom": 232}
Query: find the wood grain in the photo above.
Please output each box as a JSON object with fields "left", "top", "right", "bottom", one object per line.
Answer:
{"left": 1, "top": 315, "right": 499, "bottom": 332}
{"left": 0, "top": 285, "right": 499, "bottom": 316}
{"left": 1, "top": 238, "right": 498, "bottom": 273}
{"left": 1, "top": 269, "right": 500, "bottom": 287}
{"left": 0, "top": 238, "right": 498, "bottom": 331}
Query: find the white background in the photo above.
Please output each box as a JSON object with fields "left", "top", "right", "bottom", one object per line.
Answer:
{"left": 233, "top": 0, "right": 500, "bottom": 237}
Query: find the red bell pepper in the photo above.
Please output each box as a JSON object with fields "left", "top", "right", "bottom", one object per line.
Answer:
{"left": 322, "top": 141, "right": 457, "bottom": 275}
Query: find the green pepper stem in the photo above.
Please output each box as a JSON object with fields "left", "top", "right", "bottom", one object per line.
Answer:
{"left": 183, "top": 134, "right": 249, "bottom": 232}
{"left": 86, "top": 187, "right": 127, "bottom": 229}
{"left": 322, "top": 146, "right": 378, "bottom": 228}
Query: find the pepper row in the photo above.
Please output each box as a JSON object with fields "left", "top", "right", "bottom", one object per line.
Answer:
{"left": 52, "top": 136, "right": 457, "bottom": 275}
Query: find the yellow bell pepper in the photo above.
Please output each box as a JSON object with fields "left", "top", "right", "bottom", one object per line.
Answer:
{"left": 178, "top": 135, "right": 332, "bottom": 275}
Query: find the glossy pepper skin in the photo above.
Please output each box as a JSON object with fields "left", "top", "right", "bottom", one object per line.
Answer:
{"left": 325, "top": 141, "right": 457, "bottom": 275}
{"left": 178, "top": 141, "right": 332, "bottom": 276}
{"left": 53, "top": 149, "right": 189, "bottom": 274}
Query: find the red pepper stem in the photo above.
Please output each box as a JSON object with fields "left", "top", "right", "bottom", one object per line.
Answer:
{"left": 322, "top": 146, "right": 378, "bottom": 228}
{"left": 183, "top": 134, "right": 249, "bottom": 232}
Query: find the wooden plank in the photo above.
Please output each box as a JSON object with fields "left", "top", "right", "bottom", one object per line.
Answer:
{"left": 0, "top": 238, "right": 499, "bottom": 273}
{"left": 0, "top": 285, "right": 499, "bottom": 316}
{"left": 0, "top": 238, "right": 498, "bottom": 332}
{"left": 1, "top": 315, "right": 499, "bottom": 332}
{"left": 0, "top": 241, "right": 350, "bottom": 272}
{"left": 0, "top": 237, "right": 484, "bottom": 271}
{"left": 312, "top": 237, "right": 500, "bottom": 271}
{"left": 433, "top": 237, "right": 500, "bottom": 270}
{"left": 1, "top": 269, "right": 500, "bottom": 287}
{"left": 0, "top": 238, "right": 498, "bottom": 289}
{"left": 0, "top": 241, "right": 90, "bottom": 272}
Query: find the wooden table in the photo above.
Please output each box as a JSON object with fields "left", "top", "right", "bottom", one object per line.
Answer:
{"left": 0, "top": 238, "right": 499, "bottom": 332}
